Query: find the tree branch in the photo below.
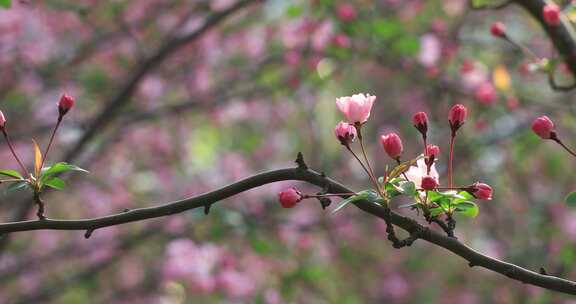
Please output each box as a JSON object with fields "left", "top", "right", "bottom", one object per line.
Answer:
{"left": 0, "top": 163, "right": 574, "bottom": 294}
{"left": 513, "top": 0, "right": 576, "bottom": 84}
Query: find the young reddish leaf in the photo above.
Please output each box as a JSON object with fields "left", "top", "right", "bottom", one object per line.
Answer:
{"left": 32, "top": 139, "right": 42, "bottom": 178}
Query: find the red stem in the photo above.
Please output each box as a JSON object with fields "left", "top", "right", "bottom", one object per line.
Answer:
{"left": 40, "top": 117, "right": 62, "bottom": 170}
{"left": 2, "top": 128, "right": 29, "bottom": 177}
{"left": 553, "top": 137, "right": 576, "bottom": 158}
{"left": 448, "top": 134, "right": 456, "bottom": 188}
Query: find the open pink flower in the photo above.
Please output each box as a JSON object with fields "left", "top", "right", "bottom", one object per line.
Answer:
{"left": 404, "top": 158, "right": 439, "bottom": 188}
{"left": 336, "top": 93, "right": 376, "bottom": 124}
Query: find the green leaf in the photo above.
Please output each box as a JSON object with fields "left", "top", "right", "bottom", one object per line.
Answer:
{"left": 7, "top": 181, "right": 30, "bottom": 192}
{"left": 566, "top": 191, "right": 576, "bottom": 206}
{"left": 0, "top": 170, "right": 23, "bottom": 179}
{"left": 393, "top": 35, "right": 420, "bottom": 55}
{"left": 332, "top": 190, "right": 379, "bottom": 214}
{"left": 400, "top": 181, "right": 416, "bottom": 197}
{"left": 455, "top": 201, "right": 479, "bottom": 218}
{"left": 373, "top": 19, "right": 401, "bottom": 40}
{"left": 44, "top": 177, "right": 65, "bottom": 190}
{"left": 285, "top": 5, "right": 303, "bottom": 17}
{"left": 429, "top": 207, "right": 444, "bottom": 217}
{"left": 0, "top": 0, "right": 10, "bottom": 9}
{"left": 41, "top": 162, "right": 88, "bottom": 179}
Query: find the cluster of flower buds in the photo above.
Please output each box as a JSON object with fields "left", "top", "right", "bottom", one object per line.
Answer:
{"left": 0, "top": 94, "right": 76, "bottom": 177}
{"left": 279, "top": 94, "right": 494, "bottom": 213}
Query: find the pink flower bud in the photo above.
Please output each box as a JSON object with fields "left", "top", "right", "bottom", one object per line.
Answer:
{"left": 333, "top": 34, "right": 351, "bottom": 48}
{"left": 0, "top": 110, "right": 5, "bottom": 129}
{"left": 336, "top": 93, "right": 376, "bottom": 124}
{"left": 448, "top": 104, "right": 468, "bottom": 133}
{"left": 475, "top": 82, "right": 497, "bottom": 105}
{"left": 421, "top": 176, "right": 439, "bottom": 190}
{"left": 412, "top": 112, "right": 428, "bottom": 136}
{"left": 543, "top": 4, "right": 561, "bottom": 26}
{"left": 334, "top": 121, "right": 357, "bottom": 146}
{"left": 531, "top": 115, "right": 555, "bottom": 139}
{"left": 425, "top": 144, "right": 440, "bottom": 158}
{"left": 468, "top": 182, "right": 493, "bottom": 200}
{"left": 490, "top": 22, "right": 506, "bottom": 38}
{"left": 278, "top": 187, "right": 302, "bottom": 208}
{"left": 58, "top": 94, "right": 75, "bottom": 117}
{"left": 336, "top": 3, "right": 356, "bottom": 22}
{"left": 381, "top": 132, "right": 403, "bottom": 159}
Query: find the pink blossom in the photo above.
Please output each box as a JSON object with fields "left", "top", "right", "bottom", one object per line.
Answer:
{"left": 490, "top": 22, "right": 506, "bottom": 38}
{"left": 336, "top": 93, "right": 376, "bottom": 124}
{"left": 0, "top": 110, "right": 5, "bottom": 128}
{"left": 418, "top": 33, "right": 441, "bottom": 67}
{"left": 58, "top": 94, "right": 75, "bottom": 117}
{"left": 333, "top": 33, "right": 351, "bottom": 48}
{"left": 421, "top": 175, "right": 439, "bottom": 190}
{"left": 405, "top": 158, "right": 439, "bottom": 188}
{"left": 475, "top": 82, "right": 497, "bottom": 105}
{"left": 469, "top": 182, "right": 493, "bottom": 200}
{"left": 217, "top": 269, "right": 256, "bottom": 299}
{"left": 448, "top": 104, "right": 468, "bottom": 131}
{"left": 336, "top": 4, "right": 357, "bottom": 22}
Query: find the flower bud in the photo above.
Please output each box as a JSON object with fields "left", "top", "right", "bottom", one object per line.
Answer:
{"left": 421, "top": 176, "right": 439, "bottom": 190}
{"left": 334, "top": 121, "right": 357, "bottom": 146}
{"left": 490, "top": 22, "right": 506, "bottom": 38}
{"left": 58, "top": 94, "right": 75, "bottom": 117}
{"left": 425, "top": 144, "right": 440, "bottom": 159}
{"left": 336, "top": 3, "right": 356, "bottom": 22}
{"left": 475, "top": 82, "right": 497, "bottom": 105}
{"left": 0, "top": 110, "right": 5, "bottom": 129}
{"left": 412, "top": 112, "right": 428, "bottom": 137}
{"left": 448, "top": 104, "right": 468, "bottom": 133}
{"left": 381, "top": 132, "right": 403, "bottom": 159}
{"left": 531, "top": 115, "right": 555, "bottom": 139}
{"left": 468, "top": 182, "right": 493, "bottom": 200}
{"left": 278, "top": 187, "right": 302, "bottom": 208}
{"left": 543, "top": 3, "right": 561, "bottom": 26}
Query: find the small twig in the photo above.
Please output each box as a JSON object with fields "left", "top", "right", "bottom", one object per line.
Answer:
{"left": 33, "top": 192, "right": 46, "bottom": 221}
{"left": 295, "top": 152, "right": 308, "bottom": 170}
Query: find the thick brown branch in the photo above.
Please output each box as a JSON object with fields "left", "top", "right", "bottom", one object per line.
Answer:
{"left": 0, "top": 166, "right": 574, "bottom": 294}
{"left": 513, "top": 0, "right": 576, "bottom": 83}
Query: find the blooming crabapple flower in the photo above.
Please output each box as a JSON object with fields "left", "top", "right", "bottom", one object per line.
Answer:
{"left": 404, "top": 157, "right": 439, "bottom": 189}
{"left": 468, "top": 182, "right": 493, "bottom": 200}
{"left": 418, "top": 33, "right": 441, "bottom": 68}
{"left": 412, "top": 112, "right": 428, "bottom": 136}
{"left": 531, "top": 115, "right": 556, "bottom": 139}
{"left": 490, "top": 22, "right": 506, "bottom": 38}
{"left": 58, "top": 94, "right": 75, "bottom": 117}
{"left": 0, "top": 110, "right": 5, "bottom": 129}
{"left": 421, "top": 176, "right": 439, "bottom": 190}
{"left": 334, "top": 121, "right": 357, "bottom": 146}
{"left": 448, "top": 104, "right": 468, "bottom": 133}
{"left": 543, "top": 3, "right": 561, "bottom": 26}
{"left": 336, "top": 93, "right": 376, "bottom": 124}
{"left": 381, "top": 132, "right": 403, "bottom": 159}
{"left": 475, "top": 82, "right": 497, "bottom": 105}
{"left": 336, "top": 3, "right": 356, "bottom": 22}
{"left": 278, "top": 187, "right": 302, "bottom": 208}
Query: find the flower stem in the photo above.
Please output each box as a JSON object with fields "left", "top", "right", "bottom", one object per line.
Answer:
{"left": 552, "top": 137, "right": 576, "bottom": 158}
{"left": 448, "top": 133, "right": 456, "bottom": 188}
{"left": 303, "top": 193, "right": 357, "bottom": 199}
{"left": 2, "top": 128, "right": 29, "bottom": 177}
{"left": 40, "top": 117, "right": 62, "bottom": 171}
{"left": 346, "top": 146, "right": 381, "bottom": 192}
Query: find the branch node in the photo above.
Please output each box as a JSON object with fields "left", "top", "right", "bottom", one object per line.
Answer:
{"left": 123, "top": 208, "right": 130, "bottom": 213}
{"left": 468, "top": 262, "right": 476, "bottom": 268}
{"left": 539, "top": 267, "right": 548, "bottom": 275}
{"left": 295, "top": 152, "right": 308, "bottom": 170}
{"left": 204, "top": 204, "right": 211, "bottom": 215}
{"left": 84, "top": 229, "right": 94, "bottom": 239}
